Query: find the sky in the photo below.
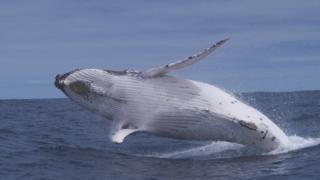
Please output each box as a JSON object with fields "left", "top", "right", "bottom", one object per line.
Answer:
{"left": 0, "top": 0, "right": 320, "bottom": 99}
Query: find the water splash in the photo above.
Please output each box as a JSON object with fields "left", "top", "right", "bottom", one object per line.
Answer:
{"left": 266, "top": 135, "right": 320, "bottom": 155}
{"left": 145, "top": 135, "right": 320, "bottom": 160}
{"left": 157, "top": 141, "right": 244, "bottom": 159}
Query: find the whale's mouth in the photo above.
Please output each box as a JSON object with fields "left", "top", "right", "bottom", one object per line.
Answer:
{"left": 54, "top": 74, "right": 64, "bottom": 90}
{"left": 54, "top": 69, "right": 82, "bottom": 91}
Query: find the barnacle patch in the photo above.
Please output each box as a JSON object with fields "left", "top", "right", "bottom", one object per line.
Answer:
{"left": 239, "top": 120, "right": 257, "bottom": 131}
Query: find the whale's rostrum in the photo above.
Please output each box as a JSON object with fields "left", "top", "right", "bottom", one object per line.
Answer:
{"left": 55, "top": 38, "right": 289, "bottom": 150}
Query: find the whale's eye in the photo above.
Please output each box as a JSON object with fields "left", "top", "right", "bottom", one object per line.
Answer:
{"left": 69, "top": 81, "right": 90, "bottom": 96}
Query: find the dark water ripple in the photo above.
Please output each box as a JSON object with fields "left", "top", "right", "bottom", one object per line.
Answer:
{"left": 0, "top": 91, "right": 320, "bottom": 180}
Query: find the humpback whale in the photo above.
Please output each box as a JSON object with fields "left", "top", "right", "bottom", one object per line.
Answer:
{"left": 55, "top": 38, "right": 288, "bottom": 150}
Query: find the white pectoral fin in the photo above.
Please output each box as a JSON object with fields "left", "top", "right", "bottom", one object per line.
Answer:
{"left": 111, "top": 128, "right": 139, "bottom": 144}
{"left": 141, "top": 38, "right": 229, "bottom": 78}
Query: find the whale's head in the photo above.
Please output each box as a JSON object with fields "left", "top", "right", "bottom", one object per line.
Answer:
{"left": 55, "top": 68, "right": 122, "bottom": 119}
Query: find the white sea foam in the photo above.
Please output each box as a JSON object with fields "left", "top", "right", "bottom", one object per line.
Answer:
{"left": 266, "top": 135, "right": 320, "bottom": 155}
{"left": 155, "top": 142, "right": 244, "bottom": 159}
{"left": 147, "top": 135, "right": 320, "bottom": 159}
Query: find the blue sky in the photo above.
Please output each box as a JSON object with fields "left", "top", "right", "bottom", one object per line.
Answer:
{"left": 0, "top": 0, "right": 320, "bottom": 99}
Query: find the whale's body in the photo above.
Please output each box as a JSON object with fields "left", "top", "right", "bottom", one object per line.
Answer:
{"left": 55, "top": 38, "right": 288, "bottom": 150}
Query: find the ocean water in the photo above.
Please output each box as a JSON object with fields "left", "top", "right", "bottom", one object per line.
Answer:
{"left": 1, "top": 91, "right": 320, "bottom": 180}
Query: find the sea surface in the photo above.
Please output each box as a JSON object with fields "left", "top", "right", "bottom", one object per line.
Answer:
{"left": 1, "top": 90, "right": 320, "bottom": 180}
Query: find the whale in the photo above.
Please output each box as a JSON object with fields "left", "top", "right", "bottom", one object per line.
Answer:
{"left": 55, "top": 38, "right": 288, "bottom": 150}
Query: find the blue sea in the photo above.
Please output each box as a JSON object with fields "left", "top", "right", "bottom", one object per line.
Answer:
{"left": 1, "top": 91, "right": 320, "bottom": 180}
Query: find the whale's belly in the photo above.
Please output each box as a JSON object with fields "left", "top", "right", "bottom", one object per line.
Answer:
{"left": 115, "top": 75, "right": 288, "bottom": 150}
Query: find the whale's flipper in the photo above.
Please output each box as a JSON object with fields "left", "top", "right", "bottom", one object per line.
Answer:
{"left": 111, "top": 128, "right": 139, "bottom": 143}
{"left": 141, "top": 38, "right": 229, "bottom": 78}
